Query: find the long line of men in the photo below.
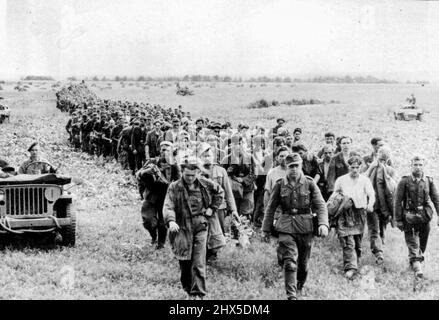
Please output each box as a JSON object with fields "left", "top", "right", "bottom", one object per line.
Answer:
{"left": 62, "top": 98, "right": 439, "bottom": 300}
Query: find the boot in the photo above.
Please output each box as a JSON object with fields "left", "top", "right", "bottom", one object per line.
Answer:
{"left": 412, "top": 261, "right": 423, "bottom": 278}
{"left": 284, "top": 270, "right": 297, "bottom": 300}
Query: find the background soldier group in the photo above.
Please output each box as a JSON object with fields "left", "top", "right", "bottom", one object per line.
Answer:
{"left": 58, "top": 84, "right": 439, "bottom": 300}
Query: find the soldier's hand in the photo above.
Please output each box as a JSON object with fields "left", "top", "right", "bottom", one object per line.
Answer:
{"left": 133, "top": 150, "right": 138, "bottom": 155}
{"left": 396, "top": 221, "right": 404, "bottom": 231}
{"left": 168, "top": 221, "right": 180, "bottom": 233}
{"left": 318, "top": 225, "right": 329, "bottom": 238}
{"left": 262, "top": 232, "right": 271, "bottom": 243}
{"left": 232, "top": 211, "right": 241, "bottom": 223}
{"left": 205, "top": 208, "right": 214, "bottom": 217}
{"left": 366, "top": 204, "right": 374, "bottom": 213}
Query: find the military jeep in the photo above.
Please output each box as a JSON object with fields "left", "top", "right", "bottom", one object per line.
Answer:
{"left": 0, "top": 172, "right": 76, "bottom": 246}
{"left": 0, "top": 104, "right": 10, "bottom": 124}
{"left": 393, "top": 105, "right": 424, "bottom": 121}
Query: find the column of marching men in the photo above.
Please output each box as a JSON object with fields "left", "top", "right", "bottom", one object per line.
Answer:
{"left": 62, "top": 95, "right": 439, "bottom": 301}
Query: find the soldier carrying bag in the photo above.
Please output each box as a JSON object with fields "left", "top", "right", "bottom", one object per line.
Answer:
{"left": 403, "top": 177, "right": 434, "bottom": 226}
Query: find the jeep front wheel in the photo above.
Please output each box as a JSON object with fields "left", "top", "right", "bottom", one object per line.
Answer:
{"left": 60, "top": 204, "right": 76, "bottom": 247}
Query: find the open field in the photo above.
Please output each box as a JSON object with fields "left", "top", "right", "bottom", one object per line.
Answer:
{"left": 1, "top": 82, "right": 439, "bottom": 299}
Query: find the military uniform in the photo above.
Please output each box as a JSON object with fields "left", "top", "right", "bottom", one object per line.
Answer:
{"left": 262, "top": 158, "right": 328, "bottom": 300}
{"left": 137, "top": 157, "right": 181, "bottom": 248}
{"left": 394, "top": 174, "right": 439, "bottom": 268}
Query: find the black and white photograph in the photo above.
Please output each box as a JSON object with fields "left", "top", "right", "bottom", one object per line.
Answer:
{"left": 1, "top": 0, "right": 439, "bottom": 304}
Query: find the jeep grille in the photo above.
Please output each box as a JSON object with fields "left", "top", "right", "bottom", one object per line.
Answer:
{"left": 2, "top": 186, "right": 53, "bottom": 216}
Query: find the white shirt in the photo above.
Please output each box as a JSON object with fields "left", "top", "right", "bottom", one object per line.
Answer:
{"left": 265, "top": 166, "right": 287, "bottom": 192}
{"left": 333, "top": 173, "right": 375, "bottom": 209}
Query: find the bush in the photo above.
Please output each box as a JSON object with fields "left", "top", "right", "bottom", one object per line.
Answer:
{"left": 247, "top": 97, "right": 339, "bottom": 109}
{"left": 248, "top": 99, "right": 269, "bottom": 109}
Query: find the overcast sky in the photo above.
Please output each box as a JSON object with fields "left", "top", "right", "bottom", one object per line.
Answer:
{"left": 1, "top": 0, "right": 439, "bottom": 81}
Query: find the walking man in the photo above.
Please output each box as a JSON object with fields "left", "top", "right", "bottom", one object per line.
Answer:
{"left": 262, "top": 153, "right": 329, "bottom": 300}
{"left": 164, "top": 157, "right": 225, "bottom": 299}
{"left": 394, "top": 155, "right": 439, "bottom": 278}
{"left": 332, "top": 154, "right": 375, "bottom": 279}
{"left": 136, "top": 141, "right": 180, "bottom": 250}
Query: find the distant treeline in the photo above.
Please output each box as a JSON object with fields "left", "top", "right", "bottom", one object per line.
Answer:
{"left": 69, "top": 74, "right": 407, "bottom": 84}
{"left": 22, "top": 76, "right": 55, "bottom": 81}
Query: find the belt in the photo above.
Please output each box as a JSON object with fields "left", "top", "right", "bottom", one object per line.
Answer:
{"left": 284, "top": 208, "right": 311, "bottom": 215}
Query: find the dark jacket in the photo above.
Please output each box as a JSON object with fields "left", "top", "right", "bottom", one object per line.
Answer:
{"left": 327, "top": 152, "right": 349, "bottom": 193}
{"left": 145, "top": 129, "right": 163, "bottom": 158}
{"left": 163, "top": 176, "right": 225, "bottom": 260}
{"left": 262, "top": 173, "right": 328, "bottom": 235}
{"left": 367, "top": 164, "right": 397, "bottom": 217}
{"left": 394, "top": 175, "right": 439, "bottom": 225}
{"left": 137, "top": 157, "right": 181, "bottom": 205}
{"left": 130, "top": 125, "right": 144, "bottom": 152}
{"left": 221, "top": 150, "right": 256, "bottom": 192}
{"left": 302, "top": 155, "right": 319, "bottom": 178}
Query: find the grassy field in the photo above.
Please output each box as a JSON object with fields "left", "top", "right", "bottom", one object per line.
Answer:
{"left": 0, "top": 82, "right": 439, "bottom": 299}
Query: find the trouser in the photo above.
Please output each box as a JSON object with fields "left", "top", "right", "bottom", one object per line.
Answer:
{"left": 141, "top": 201, "right": 167, "bottom": 245}
{"left": 102, "top": 142, "right": 112, "bottom": 158}
{"left": 253, "top": 177, "right": 266, "bottom": 226}
{"left": 318, "top": 186, "right": 330, "bottom": 202}
{"left": 339, "top": 234, "right": 363, "bottom": 271}
{"left": 206, "top": 209, "right": 226, "bottom": 259}
{"left": 179, "top": 216, "right": 208, "bottom": 297}
{"left": 82, "top": 135, "right": 90, "bottom": 152}
{"left": 217, "top": 208, "right": 226, "bottom": 235}
{"left": 128, "top": 151, "right": 136, "bottom": 174}
{"left": 118, "top": 149, "right": 130, "bottom": 169}
{"left": 367, "top": 210, "right": 387, "bottom": 258}
{"left": 404, "top": 222, "right": 430, "bottom": 264}
{"left": 277, "top": 233, "right": 313, "bottom": 300}
{"left": 235, "top": 191, "right": 254, "bottom": 219}
{"left": 134, "top": 149, "right": 144, "bottom": 172}
{"left": 112, "top": 141, "right": 118, "bottom": 160}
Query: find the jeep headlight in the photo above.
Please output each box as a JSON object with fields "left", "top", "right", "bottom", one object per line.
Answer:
{"left": 44, "top": 187, "right": 61, "bottom": 202}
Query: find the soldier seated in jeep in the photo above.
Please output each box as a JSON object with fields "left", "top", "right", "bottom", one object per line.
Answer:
{"left": 18, "top": 142, "right": 57, "bottom": 175}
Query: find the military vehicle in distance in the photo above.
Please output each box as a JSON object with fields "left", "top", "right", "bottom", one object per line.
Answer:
{"left": 393, "top": 105, "right": 424, "bottom": 121}
{"left": 394, "top": 94, "right": 424, "bottom": 121}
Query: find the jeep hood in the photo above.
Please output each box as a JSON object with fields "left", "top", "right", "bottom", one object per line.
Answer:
{"left": 0, "top": 174, "right": 72, "bottom": 186}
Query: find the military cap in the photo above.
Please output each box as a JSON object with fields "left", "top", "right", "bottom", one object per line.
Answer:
{"left": 180, "top": 156, "right": 202, "bottom": 170}
{"left": 160, "top": 141, "right": 173, "bottom": 148}
{"left": 181, "top": 117, "right": 189, "bottom": 124}
{"left": 179, "top": 130, "right": 190, "bottom": 140}
{"left": 292, "top": 142, "right": 307, "bottom": 152}
{"left": 285, "top": 153, "right": 303, "bottom": 166}
{"left": 162, "top": 122, "right": 172, "bottom": 130}
{"left": 153, "top": 119, "right": 162, "bottom": 125}
{"left": 210, "top": 122, "right": 222, "bottom": 130}
{"left": 411, "top": 154, "right": 426, "bottom": 163}
{"left": 277, "top": 118, "right": 286, "bottom": 124}
{"left": 197, "top": 142, "right": 212, "bottom": 156}
{"left": 293, "top": 127, "right": 302, "bottom": 134}
{"left": 27, "top": 142, "right": 39, "bottom": 152}
{"left": 172, "top": 117, "right": 180, "bottom": 123}
{"left": 195, "top": 118, "right": 205, "bottom": 124}
{"left": 240, "top": 123, "right": 249, "bottom": 130}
